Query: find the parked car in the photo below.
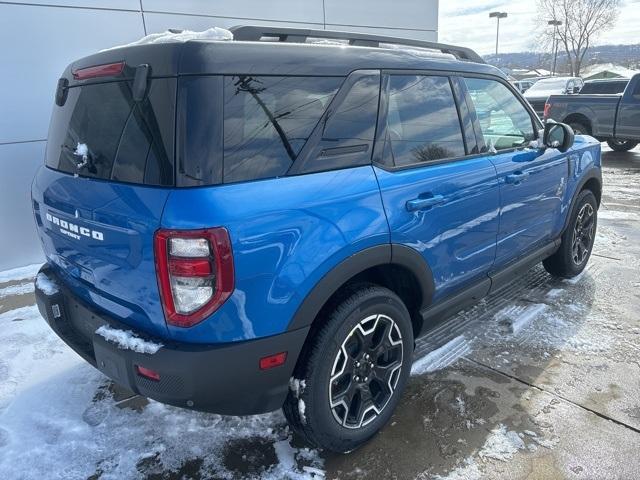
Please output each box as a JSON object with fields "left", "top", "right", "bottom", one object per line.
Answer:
{"left": 525, "top": 76, "right": 584, "bottom": 117}
{"left": 32, "top": 26, "right": 602, "bottom": 453}
{"left": 513, "top": 77, "right": 540, "bottom": 93}
{"left": 545, "top": 73, "right": 640, "bottom": 151}
{"left": 579, "top": 78, "right": 629, "bottom": 95}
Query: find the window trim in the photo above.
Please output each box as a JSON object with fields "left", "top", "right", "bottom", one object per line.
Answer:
{"left": 372, "top": 70, "right": 474, "bottom": 172}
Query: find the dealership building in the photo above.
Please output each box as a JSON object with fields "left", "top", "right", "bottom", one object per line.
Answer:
{"left": 0, "top": 0, "right": 438, "bottom": 271}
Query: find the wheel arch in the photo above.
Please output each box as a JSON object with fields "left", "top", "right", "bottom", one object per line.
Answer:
{"left": 563, "top": 113, "right": 593, "bottom": 135}
{"left": 286, "top": 244, "right": 435, "bottom": 339}
{"left": 563, "top": 170, "right": 602, "bottom": 233}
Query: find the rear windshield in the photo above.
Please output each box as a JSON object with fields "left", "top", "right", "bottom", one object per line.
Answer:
{"left": 580, "top": 81, "right": 628, "bottom": 94}
{"left": 178, "top": 75, "right": 343, "bottom": 186}
{"left": 45, "top": 78, "right": 176, "bottom": 186}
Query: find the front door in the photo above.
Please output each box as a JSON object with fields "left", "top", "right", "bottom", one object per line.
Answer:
{"left": 373, "top": 73, "right": 500, "bottom": 302}
{"left": 462, "top": 76, "right": 568, "bottom": 268}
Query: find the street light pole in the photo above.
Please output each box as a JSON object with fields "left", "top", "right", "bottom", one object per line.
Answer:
{"left": 548, "top": 20, "right": 563, "bottom": 76}
{"left": 489, "top": 12, "right": 508, "bottom": 56}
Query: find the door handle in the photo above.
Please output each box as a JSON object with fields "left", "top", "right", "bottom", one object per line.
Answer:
{"left": 406, "top": 194, "right": 445, "bottom": 212}
{"left": 505, "top": 171, "right": 529, "bottom": 184}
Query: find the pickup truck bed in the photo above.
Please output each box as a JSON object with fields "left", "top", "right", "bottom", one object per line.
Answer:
{"left": 545, "top": 73, "right": 640, "bottom": 151}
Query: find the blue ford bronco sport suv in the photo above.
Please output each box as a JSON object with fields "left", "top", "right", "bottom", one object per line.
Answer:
{"left": 32, "top": 26, "right": 602, "bottom": 452}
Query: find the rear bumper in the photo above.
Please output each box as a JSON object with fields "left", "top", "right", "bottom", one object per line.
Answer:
{"left": 35, "top": 264, "right": 308, "bottom": 415}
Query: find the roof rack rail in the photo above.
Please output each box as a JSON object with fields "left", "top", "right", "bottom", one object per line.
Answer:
{"left": 229, "top": 25, "right": 485, "bottom": 64}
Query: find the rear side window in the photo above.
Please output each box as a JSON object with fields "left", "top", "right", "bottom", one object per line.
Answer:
{"left": 222, "top": 75, "right": 342, "bottom": 183}
{"left": 384, "top": 75, "right": 465, "bottom": 166}
{"left": 293, "top": 72, "right": 380, "bottom": 174}
{"left": 464, "top": 77, "right": 535, "bottom": 151}
{"left": 46, "top": 79, "right": 175, "bottom": 186}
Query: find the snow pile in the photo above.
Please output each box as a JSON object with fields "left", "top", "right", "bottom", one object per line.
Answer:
{"left": 411, "top": 336, "right": 470, "bottom": 375}
{"left": 102, "top": 27, "right": 232, "bottom": 51}
{"left": 0, "top": 263, "right": 41, "bottom": 283}
{"left": 495, "top": 303, "right": 548, "bottom": 335}
{"left": 478, "top": 424, "right": 525, "bottom": 462}
{"left": 35, "top": 273, "right": 59, "bottom": 296}
{"left": 96, "top": 325, "right": 163, "bottom": 355}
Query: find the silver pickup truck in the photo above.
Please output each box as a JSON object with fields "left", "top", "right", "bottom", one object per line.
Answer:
{"left": 544, "top": 73, "right": 640, "bottom": 151}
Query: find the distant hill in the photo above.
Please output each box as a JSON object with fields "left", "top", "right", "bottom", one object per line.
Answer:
{"left": 484, "top": 44, "right": 640, "bottom": 72}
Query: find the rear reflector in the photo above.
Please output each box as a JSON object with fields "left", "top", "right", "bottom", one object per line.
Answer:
{"left": 135, "top": 365, "right": 160, "bottom": 381}
{"left": 259, "top": 352, "right": 288, "bottom": 370}
{"left": 72, "top": 61, "right": 125, "bottom": 80}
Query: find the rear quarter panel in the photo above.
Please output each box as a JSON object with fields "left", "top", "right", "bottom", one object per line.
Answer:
{"left": 161, "top": 166, "right": 389, "bottom": 344}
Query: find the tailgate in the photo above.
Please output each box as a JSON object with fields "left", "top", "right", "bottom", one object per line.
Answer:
{"left": 31, "top": 54, "right": 177, "bottom": 337}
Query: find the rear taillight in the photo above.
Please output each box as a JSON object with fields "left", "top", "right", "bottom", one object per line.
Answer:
{"left": 543, "top": 101, "right": 551, "bottom": 120}
{"left": 72, "top": 61, "right": 125, "bottom": 80}
{"left": 154, "top": 228, "right": 234, "bottom": 328}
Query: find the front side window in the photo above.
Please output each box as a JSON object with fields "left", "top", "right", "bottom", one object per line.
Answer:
{"left": 223, "top": 75, "right": 342, "bottom": 183}
{"left": 385, "top": 75, "right": 465, "bottom": 166}
{"left": 464, "top": 77, "right": 535, "bottom": 151}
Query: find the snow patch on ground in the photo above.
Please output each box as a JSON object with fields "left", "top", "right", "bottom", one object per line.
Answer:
{"left": 35, "top": 273, "right": 59, "bottom": 295}
{"left": 478, "top": 424, "right": 526, "bottom": 462}
{"left": 102, "top": 27, "right": 232, "bottom": 51}
{"left": 0, "top": 263, "right": 41, "bottom": 283}
{"left": 431, "top": 457, "right": 482, "bottom": 480}
{"left": 0, "top": 282, "right": 34, "bottom": 298}
{"left": 545, "top": 288, "right": 564, "bottom": 299}
{"left": 564, "top": 270, "right": 587, "bottom": 285}
{"left": 95, "top": 325, "right": 163, "bottom": 355}
{"left": 412, "top": 336, "right": 470, "bottom": 375}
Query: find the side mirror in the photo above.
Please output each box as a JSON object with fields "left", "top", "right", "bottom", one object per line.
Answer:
{"left": 543, "top": 120, "right": 575, "bottom": 152}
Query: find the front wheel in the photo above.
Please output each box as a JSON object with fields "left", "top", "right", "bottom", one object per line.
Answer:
{"left": 283, "top": 285, "right": 414, "bottom": 453}
{"left": 607, "top": 139, "right": 638, "bottom": 152}
{"left": 543, "top": 189, "right": 598, "bottom": 278}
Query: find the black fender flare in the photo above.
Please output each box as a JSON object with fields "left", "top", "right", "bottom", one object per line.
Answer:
{"left": 286, "top": 243, "right": 435, "bottom": 331}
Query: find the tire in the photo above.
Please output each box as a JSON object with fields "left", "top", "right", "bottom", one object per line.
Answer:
{"left": 607, "top": 139, "right": 638, "bottom": 152}
{"left": 283, "top": 284, "right": 414, "bottom": 453}
{"left": 543, "top": 189, "right": 598, "bottom": 278}
{"left": 568, "top": 122, "right": 590, "bottom": 136}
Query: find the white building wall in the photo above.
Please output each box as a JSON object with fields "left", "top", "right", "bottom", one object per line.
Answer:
{"left": 0, "top": 0, "right": 438, "bottom": 271}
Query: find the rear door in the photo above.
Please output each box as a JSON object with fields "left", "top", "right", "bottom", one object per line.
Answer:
{"left": 373, "top": 73, "right": 500, "bottom": 302}
{"left": 31, "top": 67, "right": 176, "bottom": 337}
{"left": 616, "top": 75, "right": 640, "bottom": 140}
{"left": 462, "top": 76, "right": 567, "bottom": 268}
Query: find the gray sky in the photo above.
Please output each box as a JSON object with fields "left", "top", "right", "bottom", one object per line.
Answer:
{"left": 439, "top": 0, "right": 640, "bottom": 55}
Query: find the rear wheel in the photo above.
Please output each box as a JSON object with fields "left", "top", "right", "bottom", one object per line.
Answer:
{"left": 283, "top": 285, "right": 413, "bottom": 453}
{"left": 568, "top": 122, "right": 590, "bottom": 136}
{"left": 543, "top": 189, "right": 597, "bottom": 278}
{"left": 607, "top": 139, "right": 638, "bottom": 152}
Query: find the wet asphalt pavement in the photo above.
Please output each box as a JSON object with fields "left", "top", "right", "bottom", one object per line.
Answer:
{"left": 0, "top": 145, "right": 638, "bottom": 480}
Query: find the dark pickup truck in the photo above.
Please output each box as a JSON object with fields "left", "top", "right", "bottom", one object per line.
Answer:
{"left": 544, "top": 73, "right": 640, "bottom": 151}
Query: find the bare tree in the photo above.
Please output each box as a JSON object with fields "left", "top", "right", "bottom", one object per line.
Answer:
{"left": 536, "top": 0, "right": 621, "bottom": 76}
